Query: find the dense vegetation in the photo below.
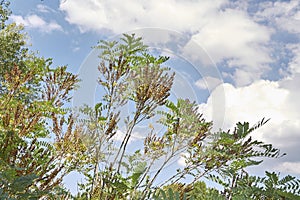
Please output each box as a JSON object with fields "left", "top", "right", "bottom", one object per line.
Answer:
{"left": 1, "top": 1, "right": 300, "bottom": 199}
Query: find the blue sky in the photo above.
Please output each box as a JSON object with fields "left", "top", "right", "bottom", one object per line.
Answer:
{"left": 9, "top": 0, "right": 300, "bottom": 194}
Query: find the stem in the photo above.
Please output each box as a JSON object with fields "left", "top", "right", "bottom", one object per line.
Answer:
{"left": 90, "top": 149, "right": 99, "bottom": 198}
{"left": 116, "top": 110, "right": 140, "bottom": 172}
{"left": 141, "top": 156, "right": 172, "bottom": 199}
{"left": 140, "top": 140, "right": 180, "bottom": 199}
{"left": 228, "top": 174, "right": 237, "bottom": 200}
{"left": 156, "top": 152, "right": 187, "bottom": 187}
{"left": 135, "top": 158, "right": 156, "bottom": 189}
{"left": 112, "top": 100, "right": 144, "bottom": 172}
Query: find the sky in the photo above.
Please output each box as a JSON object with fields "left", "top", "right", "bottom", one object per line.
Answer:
{"left": 9, "top": 0, "right": 300, "bottom": 194}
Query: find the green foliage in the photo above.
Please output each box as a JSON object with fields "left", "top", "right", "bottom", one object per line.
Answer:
{"left": 155, "top": 182, "right": 224, "bottom": 200}
{"left": 187, "top": 181, "right": 223, "bottom": 200}
{"left": 0, "top": 1, "right": 85, "bottom": 199}
{"left": 227, "top": 171, "right": 300, "bottom": 200}
{"left": 1, "top": 1, "right": 300, "bottom": 199}
{"left": 76, "top": 33, "right": 178, "bottom": 199}
{"left": 153, "top": 188, "right": 188, "bottom": 200}
{"left": 75, "top": 34, "right": 300, "bottom": 200}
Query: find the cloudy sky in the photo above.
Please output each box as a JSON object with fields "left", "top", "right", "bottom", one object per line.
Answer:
{"left": 10, "top": 0, "right": 300, "bottom": 193}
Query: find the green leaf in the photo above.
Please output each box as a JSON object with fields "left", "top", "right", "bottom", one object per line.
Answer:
{"left": 277, "top": 191, "right": 300, "bottom": 200}
{"left": 11, "top": 174, "right": 38, "bottom": 192}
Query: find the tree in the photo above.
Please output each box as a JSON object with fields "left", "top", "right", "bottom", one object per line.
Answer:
{"left": 74, "top": 33, "right": 300, "bottom": 200}
{"left": 1, "top": 1, "right": 300, "bottom": 199}
{"left": 0, "top": 1, "right": 86, "bottom": 199}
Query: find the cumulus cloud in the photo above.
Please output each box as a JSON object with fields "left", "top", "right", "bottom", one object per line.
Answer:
{"left": 194, "top": 15, "right": 269, "bottom": 63}
{"left": 59, "top": 0, "right": 226, "bottom": 33}
{"left": 192, "top": 8, "right": 272, "bottom": 86}
{"left": 255, "top": 0, "right": 300, "bottom": 34}
{"left": 11, "top": 14, "right": 62, "bottom": 33}
{"left": 198, "top": 75, "right": 300, "bottom": 173}
{"left": 59, "top": 0, "right": 273, "bottom": 86}
{"left": 199, "top": 80, "right": 288, "bottom": 131}
{"left": 180, "top": 75, "right": 300, "bottom": 171}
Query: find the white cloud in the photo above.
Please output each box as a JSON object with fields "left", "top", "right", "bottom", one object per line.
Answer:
{"left": 11, "top": 14, "right": 62, "bottom": 33}
{"left": 111, "top": 130, "right": 125, "bottom": 142}
{"left": 27, "top": 15, "right": 46, "bottom": 27}
{"left": 198, "top": 75, "right": 300, "bottom": 171}
{"left": 112, "top": 130, "right": 143, "bottom": 144}
{"left": 195, "top": 76, "right": 223, "bottom": 91}
{"left": 286, "top": 44, "right": 300, "bottom": 75}
{"left": 192, "top": 8, "right": 272, "bottom": 86}
{"left": 182, "top": 75, "right": 300, "bottom": 172}
{"left": 60, "top": 0, "right": 273, "bottom": 86}
{"left": 255, "top": 0, "right": 300, "bottom": 34}
{"left": 72, "top": 47, "right": 80, "bottom": 52}
{"left": 193, "top": 9, "right": 271, "bottom": 64}
{"left": 37, "top": 4, "right": 55, "bottom": 13}
{"left": 273, "top": 162, "right": 300, "bottom": 175}
{"left": 59, "top": 0, "right": 227, "bottom": 33}
{"left": 10, "top": 15, "right": 27, "bottom": 26}
{"left": 177, "top": 153, "right": 189, "bottom": 167}
{"left": 199, "top": 80, "right": 289, "bottom": 131}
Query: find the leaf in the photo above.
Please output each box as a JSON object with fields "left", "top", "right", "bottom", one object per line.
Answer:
{"left": 277, "top": 191, "right": 300, "bottom": 200}
{"left": 11, "top": 174, "right": 38, "bottom": 192}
